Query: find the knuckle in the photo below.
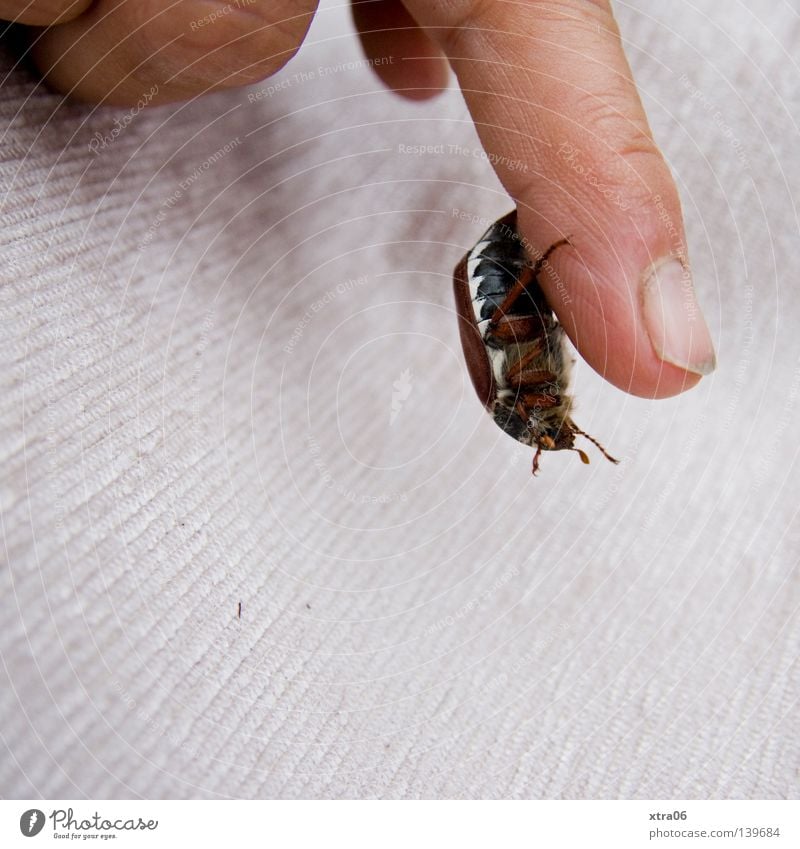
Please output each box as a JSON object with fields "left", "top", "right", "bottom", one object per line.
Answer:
{"left": 526, "top": 0, "right": 614, "bottom": 24}
{"left": 422, "top": 0, "right": 618, "bottom": 50}
{"left": 129, "top": 3, "right": 312, "bottom": 90}
{"left": 434, "top": 0, "right": 499, "bottom": 54}
{"left": 572, "top": 87, "right": 651, "bottom": 149}
{"left": 567, "top": 89, "right": 667, "bottom": 205}
{"left": 13, "top": 0, "right": 91, "bottom": 25}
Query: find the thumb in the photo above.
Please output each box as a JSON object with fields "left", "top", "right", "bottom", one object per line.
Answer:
{"left": 402, "top": 0, "right": 716, "bottom": 398}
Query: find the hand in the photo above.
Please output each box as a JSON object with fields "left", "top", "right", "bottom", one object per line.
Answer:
{"left": 12, "top": 0, "right": 716, "bottom": 398}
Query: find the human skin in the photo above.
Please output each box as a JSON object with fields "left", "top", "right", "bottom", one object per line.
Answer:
{"left": 6, "top": 0, "right": 716, "bottom": 398}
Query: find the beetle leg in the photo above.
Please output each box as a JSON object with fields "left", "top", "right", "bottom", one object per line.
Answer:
{"left": 532, "top": 444, "right": 542, "bottom": 476}
{"left": 488, "top": 238, "right": 571, "bottom": 328}
{"left": 487, "top": 314, "right": 546, "bottom": 345}
{"left": 488, "top": 265, "right": 535, "bottom": 329}
{"left": 504, "top": 343, "right": 545, "bottom": 378}
{"left": 510, "top": 371, "right": 558, "bottom": 390}
{"left": 521, "top": 392, "right": 559, "bottom": 409}
{"left": 506, "top": 354, "right": 555, "bottom": 388}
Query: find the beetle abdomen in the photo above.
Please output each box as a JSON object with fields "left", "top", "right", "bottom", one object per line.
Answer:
{"left": 467, "top": 221, "right": 548, "bottom": 326}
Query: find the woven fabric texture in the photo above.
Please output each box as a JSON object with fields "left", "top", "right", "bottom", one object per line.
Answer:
{"left": 1, "top": 1, "right": 798, "bottom": 798}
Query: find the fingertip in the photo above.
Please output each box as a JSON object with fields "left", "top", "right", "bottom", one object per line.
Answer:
{"left": 390, "top": 56, "right": 450, "bottom": 101}
{"left": 394, "top": 0, "right": 716, "bottom": 398}
{"left": 351, "top": 0, "right": 449, "bottom": 100}
{"left": 519, "top": 210, "right": 714, "bottom": 400}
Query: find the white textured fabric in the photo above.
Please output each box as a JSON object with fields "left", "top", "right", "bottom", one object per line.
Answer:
{"left": 2, "top": 1, "right": 799, "bottom": 799}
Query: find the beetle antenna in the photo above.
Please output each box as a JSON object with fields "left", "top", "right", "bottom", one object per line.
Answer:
{"left": 572, "top": 426, "right": 619, "bottom": 465}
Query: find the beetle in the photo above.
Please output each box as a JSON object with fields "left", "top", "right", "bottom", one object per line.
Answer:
{"left": 453, "top": 209, "right": 618, "bottom": 474}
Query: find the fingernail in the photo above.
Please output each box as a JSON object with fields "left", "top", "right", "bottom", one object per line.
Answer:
{"left": 641, "top": 257, "right": 716, "bottom": 376}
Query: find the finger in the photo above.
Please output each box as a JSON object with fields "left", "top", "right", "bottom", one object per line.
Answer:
{"left": 0, "top": 0, "right": 90, "bottom": 26}
{"left": 351, "top": 0, "right": 449, "bottom": 100}
{"left": 28, "top": 0, "right": 318, "bottom": 106}
{"left": 402, "top": 0, "right": 716, "bottom": 398}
